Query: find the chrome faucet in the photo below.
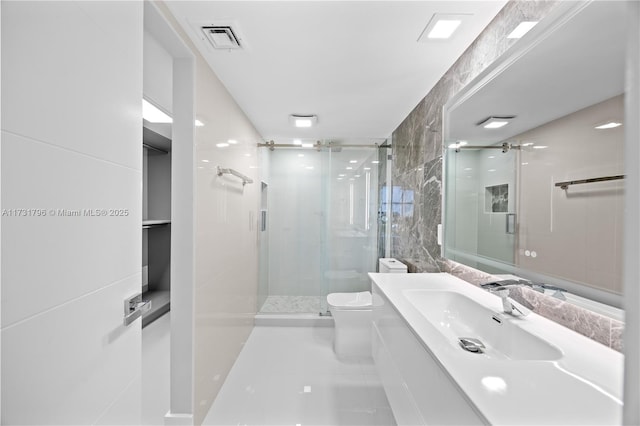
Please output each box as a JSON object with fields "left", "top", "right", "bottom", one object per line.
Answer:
{"left": 481, "top": 281, "right": 531, "bottom": 316}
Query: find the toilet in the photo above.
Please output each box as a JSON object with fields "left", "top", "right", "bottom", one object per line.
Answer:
{"left": 327, "top": 291, "right": 373, "bottom": 358}
{"left": 327, "top": 258, "right": 407, "bottom": 358}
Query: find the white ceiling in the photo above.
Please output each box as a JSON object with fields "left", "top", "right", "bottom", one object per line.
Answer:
{"left": 164, "top": 1, "right": 508, "bottom": 144}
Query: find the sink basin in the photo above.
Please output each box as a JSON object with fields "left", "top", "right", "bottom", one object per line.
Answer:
{"left": 403, "top": 289, "right": 563, "bottom": 361}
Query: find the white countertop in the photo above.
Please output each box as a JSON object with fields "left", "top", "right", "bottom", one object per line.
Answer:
{"left": 370, "top": 272, "right": 623, "bottom": 425}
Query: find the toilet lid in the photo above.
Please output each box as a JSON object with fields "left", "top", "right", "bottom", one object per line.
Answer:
{"left": 327, "top": 291, "right": 372, "bottom": 309}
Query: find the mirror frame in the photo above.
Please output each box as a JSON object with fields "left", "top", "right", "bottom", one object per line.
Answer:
{"left": 441, "top": 0, "right": 623, "bottom": 310}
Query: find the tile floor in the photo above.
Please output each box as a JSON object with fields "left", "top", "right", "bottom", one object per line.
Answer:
{"left": 141, "top": 315, "right": 396, "bottom": 426}
{"left": 142, "top": 312, "right": 171, "bottom": 425}
{"left": 202, "top": 325, "right": 396, "bottom": 426}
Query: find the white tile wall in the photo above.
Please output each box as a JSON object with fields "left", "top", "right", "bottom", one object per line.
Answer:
{"left": 155, "top": 7, "right": 263, "bottom": 423}
{"left": 1, "top": 1, "right": 143, "bottom": 424}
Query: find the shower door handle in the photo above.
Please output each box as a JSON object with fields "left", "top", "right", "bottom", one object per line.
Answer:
{"left": 123, "top": 292, "right": 152, "bottom": 326}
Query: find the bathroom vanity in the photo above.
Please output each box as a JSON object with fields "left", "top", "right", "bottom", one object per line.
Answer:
{"left": 370, "top": 272, "right": 623, "bottom": 425}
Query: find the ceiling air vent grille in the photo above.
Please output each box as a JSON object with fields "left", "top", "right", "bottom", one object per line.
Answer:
{"left": 201, "top": 26, "right": 242, "bottom": 50}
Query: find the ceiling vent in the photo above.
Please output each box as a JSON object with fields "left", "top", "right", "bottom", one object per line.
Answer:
{"left": 201, "top": 26, "right": 242, "bottom": 50}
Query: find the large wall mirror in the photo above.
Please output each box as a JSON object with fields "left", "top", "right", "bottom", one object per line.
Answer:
{"left": 443, "top": 1, "right": 627, "bottom": 310}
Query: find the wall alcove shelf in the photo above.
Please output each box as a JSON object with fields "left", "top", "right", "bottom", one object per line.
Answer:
{"left": 142, "top": 125, "right": 172, "bottom": 327}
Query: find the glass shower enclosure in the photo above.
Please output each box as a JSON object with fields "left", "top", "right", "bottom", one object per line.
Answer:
{"left": 257, "top": 142, "right": 381, "bottom": 314}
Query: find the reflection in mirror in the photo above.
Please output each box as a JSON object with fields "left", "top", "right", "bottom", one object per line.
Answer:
{"left": 443, "top": 1, "right": 626, "bottom": 311}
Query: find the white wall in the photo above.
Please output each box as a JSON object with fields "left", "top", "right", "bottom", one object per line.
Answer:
{"left": 1, "top": 1, "right": 143, "bottom": 424}
{"left": 152, "top": 5, "right": 262, "bottom": 425}
{"left": 517, "top": 95, "right": 624, "bottom": 293}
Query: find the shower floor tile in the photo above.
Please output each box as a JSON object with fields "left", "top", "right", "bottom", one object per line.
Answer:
{"left": 259, "top": 295, "right": 324, "bottom": 313}
{"left": 202, "top": 326, "right": 396, "bottom": 426}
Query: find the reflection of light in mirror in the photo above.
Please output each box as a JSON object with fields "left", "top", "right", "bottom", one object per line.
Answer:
{"left": 488, "top": 169, "right": 496, "bottom": 172}
{"left": 350, "top": 160, "right": 358, "bottom": 163}
{"left": 464, "top": 167, "right": 472, "bottom": 171}
{"left": 372, "top": 160, "right": 380, "bottom": 164}
{"left": 339, "top": 174, "right": 346, "bottom": 177}
{"left": 346, "top": 167, "right": 353, "bottom": 170}
{"left": 595, "top": 122, "right": 622, "bottom": 129}
{"left": 355, "top": 175, "right": 361, "bottom": 178}
{"left": 298, "top": 154, "right": 304, "bottom": 157}
{"left": 365, "top": 172, "right": 371, "bottom": 230}
{"left": 216, "top": 143, "right": 229, "bottom": 148}
{"left": 293, "top": 139, "right": 302, "bottom": 145}
{"left": 364, "top": 167, "right": 371, "bottom": 170}
{"left": 481, "top": 376, "right": 508, "bottom": 394}
{"left": 522, "top": 162, "right": 529, "bottom": 165}
{"left": 507, "top": 21, "right": 539, "bottom": 39}
{"left": 488, "top": 155, "right": 496, "bottom": 159}
{"left": 427, "top": 19, "right": 462, "bottom": 39}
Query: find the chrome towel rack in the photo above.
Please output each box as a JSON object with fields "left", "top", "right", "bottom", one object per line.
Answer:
{"left": 217, "top": 166, "right": 253, "bottom": 186}
{"left": 555, "top": 174, "right": 624, "bottom": 190}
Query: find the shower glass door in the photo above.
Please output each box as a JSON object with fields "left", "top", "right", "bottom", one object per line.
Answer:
{"left": 258, "top": 143, "right": 380, "bottom": 314}
{"left": 319, "top": 146, "right": 379, "bottom": 313}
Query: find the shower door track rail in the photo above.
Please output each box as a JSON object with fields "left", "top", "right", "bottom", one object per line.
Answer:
{"left": 257, "top": 140, "right": 386, "bottom": 151}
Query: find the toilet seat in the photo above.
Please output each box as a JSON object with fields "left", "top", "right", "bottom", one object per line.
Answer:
{"left": 327, "top": 291, "right": 372, "bottom": 310}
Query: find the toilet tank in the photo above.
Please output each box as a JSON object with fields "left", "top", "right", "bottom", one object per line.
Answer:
{"left": 378, "top": 258, "right": 408, "bottom": 273}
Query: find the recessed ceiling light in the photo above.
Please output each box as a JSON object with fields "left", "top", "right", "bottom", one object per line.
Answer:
{"left": 293, "top": 139, "right": 302, "bottom": 145}
{"left": 228, "top": 139, "right": 238, "bottom": 144}
{"left": 364, "top": 167, "right": 371, "bottom": 170}
{"left": 418, "top": 14, "right": 469, "bottom": 40}
{"left": 346, "top": 167, "right": 353, "bottom": 170}
{"left": 595, "top": 122, "right": 623, "bottom": 129}
{"left": 488, "top": 169, "right": 496, "bottom": 172}
{"left": 298, "top": 154, "right": 305, "bottom": 157}
{"left": 306, "top": 166, "right": 314, "bottom": 170}
{"left": 301, "top": 143, "right": 314, "bottom": 148}
{"left": 349, "top": 160, "right": 358, "bottom": 164}
{"left": 477, "top": 116, "right": 515, "bottom": 129}
{"left": 507, "top": 21, "right": 539, "bottom": 39}
{"left": 289, "top": 115, "right": 317, "bottom": 128}
{"left": 533, "top": 145, "right": 548, "bottom": 149}
{"left": 142, "top": 99, "right": 172, "bottom": 123}
{"left": 339, "top": 174, "right": 346, "bottom": 177}
{"left": 201, "top": 159, "right": 210, "bottom": 163}
{"left": 195, "top": 119, "right": 205, "bottom": 127}
{"left": 216, "top": 143, "right": 229, "bottom": 148}
{"left": 354, "top": 175, "right": 361, "bottom": 178}
{"left": 371, "top": 160, "right": 380, "bottom": 164}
